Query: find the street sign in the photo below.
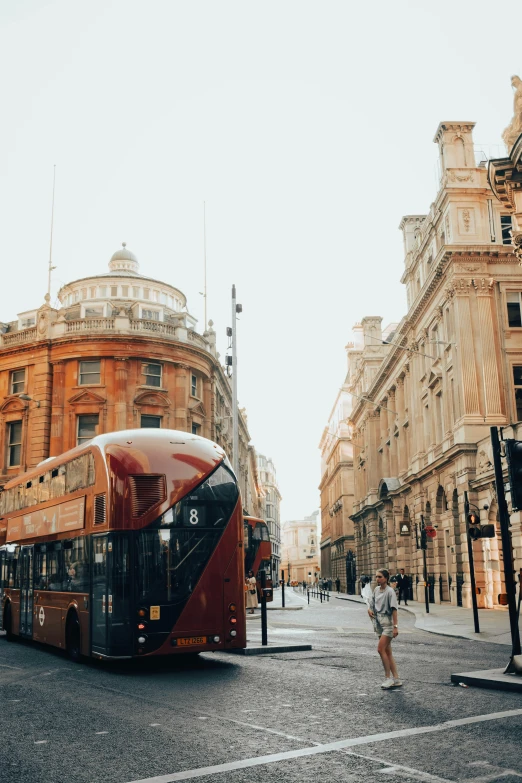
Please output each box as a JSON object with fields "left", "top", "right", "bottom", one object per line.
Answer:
{"left": 425, "top": 526, "right": 437, "bottom": 538}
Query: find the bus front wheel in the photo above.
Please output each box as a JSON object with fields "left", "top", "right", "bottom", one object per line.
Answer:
{"left": 66, "top": 613, "right": 81, "bottom": 662}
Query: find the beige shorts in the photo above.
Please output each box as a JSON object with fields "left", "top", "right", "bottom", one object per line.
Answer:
{"left": 373, "top": 612, "right": 393, "bottom": 638}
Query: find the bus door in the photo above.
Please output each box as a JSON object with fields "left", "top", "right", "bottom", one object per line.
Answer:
{"left": 91, "top": 533, "right": 132, "bottom": 657}
{"left": 19, "top": 545, "right": 34, "bottom": 638}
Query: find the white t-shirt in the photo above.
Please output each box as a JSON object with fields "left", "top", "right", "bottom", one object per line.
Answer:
{"left": 373, "top": 585, "right": 398, "bottom": 615}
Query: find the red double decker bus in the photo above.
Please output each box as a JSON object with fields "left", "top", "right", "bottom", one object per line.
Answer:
{"left": 0, "top": 429, "right": 245, "bottom": 660}
{"left": 243, "top": 516, "right": 273, "bottom": 600}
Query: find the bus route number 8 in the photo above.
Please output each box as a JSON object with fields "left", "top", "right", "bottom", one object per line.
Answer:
{"left": 183, "top": 505, "right": 205, "bottom": 527}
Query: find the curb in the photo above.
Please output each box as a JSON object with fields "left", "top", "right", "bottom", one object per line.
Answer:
{"left": 450, "top": 668, "right": 522, "bottom": 693}
{"left": 225, "top": 644, "right": 313, "bottom": 656}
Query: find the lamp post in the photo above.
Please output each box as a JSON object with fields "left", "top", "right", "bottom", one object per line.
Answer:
{"left": 230, "top": 285, "right": 242, "bottom": 477}
{"left": 464, "top": 491, "right": 480, "bottom": 634}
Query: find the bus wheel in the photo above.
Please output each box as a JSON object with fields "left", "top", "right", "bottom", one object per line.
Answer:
{"left": 3, "top": 603, "right": 14, "bottom": 641}
{"left": 66, "top": 614, "right": 81, "bottom": 662}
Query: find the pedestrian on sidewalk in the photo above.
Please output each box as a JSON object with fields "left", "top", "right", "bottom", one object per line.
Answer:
{"left": 335, "top": 578, "right": 341, "bottom": 593}
{"left": 245, "top": 570, "right": 258, "bottom": 614}
{"left": 368, "top": 568, "right": 402, "bottom": 689}
{"left": 396, "top": 568, "right": 409, "bottom": 605}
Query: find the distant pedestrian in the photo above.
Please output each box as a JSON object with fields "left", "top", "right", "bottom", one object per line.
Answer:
{"left": 396, "top": 568, "right": 409, "bottom": 605}
{"left": 245, "top": 570, "right": 258, "bottom": 614}
{"left": 367, "top": 568, "right": 402, "bottom": 689}
{"left": 335, "top": 578, "right": 341, "bottom": 593}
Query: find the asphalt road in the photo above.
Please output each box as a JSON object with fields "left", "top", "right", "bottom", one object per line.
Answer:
{"left": 1, "top": 590, "right": 521, "bottom": 783}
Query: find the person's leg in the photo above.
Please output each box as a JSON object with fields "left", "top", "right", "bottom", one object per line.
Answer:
{"left": 377, "top": 635, "right": 391, "bottom": 678}
{"left": 385, "top": 641, "right": 400, "bottom": 680}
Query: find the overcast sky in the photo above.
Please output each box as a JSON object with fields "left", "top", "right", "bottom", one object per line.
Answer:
{"left": 0, "top": 1, "right": 520, "bottom": 521}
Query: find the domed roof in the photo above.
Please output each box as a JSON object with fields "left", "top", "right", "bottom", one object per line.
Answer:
{"left": 109, "top": 242, "right": 139, "bottom": 274}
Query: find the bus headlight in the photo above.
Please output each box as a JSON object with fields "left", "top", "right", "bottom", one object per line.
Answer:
{"left": 212, "top": 635, "right": 220, "bottom": 643}
{"left": 230, "top": 630, "right": 237, "bottom": 637}
{"left": 138, "top": 635, "right": 147, "bottom": 644}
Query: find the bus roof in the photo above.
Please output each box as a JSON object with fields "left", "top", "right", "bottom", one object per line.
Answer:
{"left": 2, "top": 429, "right": 228, "bottom": 492}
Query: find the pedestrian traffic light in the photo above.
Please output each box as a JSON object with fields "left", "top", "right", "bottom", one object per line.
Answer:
{"left": 467, "top": 510, "right": 495, "bottom": 540}
{"left": 420, "top": 527, "right": 427, "bottom": 550}
{"left": 504, "top": 439, "right": 522, "bottom": 511}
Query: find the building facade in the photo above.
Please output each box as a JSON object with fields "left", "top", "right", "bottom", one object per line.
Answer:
{"left": 256, "top": 453, "right": 282, "bottom": 583}
{"left": 281, "top": 511, "right": 320, "bottom": 584}
{"left": 0, "top": 245, "right": 258, "bottom": 507}
{"left": 347, "top": 119, "right": 522, "bottom": 609}
{"left": 319, "top": 384, "right": 356, "bottom": 592}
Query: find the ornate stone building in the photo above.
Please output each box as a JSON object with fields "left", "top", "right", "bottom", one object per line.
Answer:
{"left": 348, "top": 118, "right": 522, "bottom": 609}
{"left": 281, "top": 511, "right": 320, "bottom": 584}
{"left": 256, "top": 453, "right": 282, "bottom": 583}
{"left": 319, "top": 383, "right": 356, "bottom": 592}
{"left": 0, "top": 245, "right": 257, "bottom": 505}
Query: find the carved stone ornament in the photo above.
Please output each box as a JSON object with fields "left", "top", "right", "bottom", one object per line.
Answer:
{"left": 477, "top": 448, "right": 493, "bottom": 474}
{"left": 448, "top": 170, "right": 474, "bottom": 183}
{"left": 502, "top": 75, "right": 522, "bottom": 152}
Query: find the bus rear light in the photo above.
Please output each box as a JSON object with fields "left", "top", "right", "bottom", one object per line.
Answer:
{"left": 212, "top": 635, "right": 220, "bottom": 643}
{"left": 229, "top": 616, "right": 237, "bottom": 624}
{"left": 138, "top": 648, "right": 145, "bottom": 655}
{"left": 138, "top": 635, "right": 147, "bottom": 644}
{"left": 229, "top": 630, "right": 237, "bottom": 637}
{"left": 138, "top": 608, "right": 147, "bottom": 618}
{"left": 138, "top": 623, "right": 146, "bottom": 631}
{"left": 228, "top": 603, "right": 237, "bottom": 612}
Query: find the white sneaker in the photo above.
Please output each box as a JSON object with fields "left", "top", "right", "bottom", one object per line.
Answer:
{"left": 393, "top": 679, "right": 403, "bottom": 687}
{"left": 381, "top": 678, "right": 394, "bottom": 689}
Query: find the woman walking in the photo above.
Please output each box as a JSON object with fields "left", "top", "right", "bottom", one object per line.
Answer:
{"left": 245, "top": 570, "right": 258, "bottom": 614}
{"left": 368, "top": 568, "right": 402, "bottom": 689}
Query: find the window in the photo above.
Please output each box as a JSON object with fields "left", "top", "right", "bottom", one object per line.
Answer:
{"left": 514, "top": 366, "right": 522, "bottom": 422}
{"left": 507, "top": 293, "right": 522, "bottom": 328}
{"left": 74, "top": 291, "right": 79, "bottom": 303}
{"left": 122, "top": 285, "right": 129, "bottom": 297}
{"left": 90, "top": 287, "right": 97, "bottom": 298}
{"left": 191, "top": 374, "right": 198, "bottom": 397}
{"left": 141, "top": 415, "right": 161, "bottom": 428}
{"left": 99, "top": 286, "right": 107, "bottom": 297}
{"left": 79, "top": 360, "right": 101, "bottom": 385}
{"left": 81, "top": 288, "right": 87, "bottom": 300}
{"left": 142, "top": 362, "right": 162, "bottom": 387}
{"left": 501, "top": 215, "right": 513, "bottom": 245}
{"left": 8, "top": 421, "right": 22, "bottom": 466}
{"left": 161, "top": 292, "right": 168, "bottom": 305}
{"left": 110, "top": 285, "right": 118, "bottom": 297}
{"left": 10, "top": 368, "right": 25, "bottom": 394}
{"left": 153, "top": 290, "right": 160, "bottom": 302}
{"left": 191, "top": 423, "right": 200, "bottom": 435}
{"left": 85, "top": 307, "right": 104, "bottom": 318}
{"left": 141, "top": 309, "right": 159, "bottom": 321}
{"left": 21, "top": 317, "right": 35, "bottom": 329}
{"left": 133, "top": 286, "right": 140, "bottom": 298}
{"left": 77, "top": 414, "right": 99, "bottom": 444}
{"left": 143, "top": 288, "right": 150, "bottom": 300}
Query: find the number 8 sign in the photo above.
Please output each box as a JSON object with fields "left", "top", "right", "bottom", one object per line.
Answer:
{"left": 183, "top": 506, "right": 206, "bottom": 526}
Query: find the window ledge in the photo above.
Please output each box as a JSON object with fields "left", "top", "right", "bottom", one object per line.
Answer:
{"left": 138, "top": 385, "right": 167, "bottom": 392}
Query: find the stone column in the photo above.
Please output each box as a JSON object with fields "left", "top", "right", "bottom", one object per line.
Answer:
{"left": 203, "top": 375, "right": 212, "bottom": 440}
{"left": 50, "top": 361, "right": 65, "bottom": 457}
{"left": 367, "top": 411, "right": 381, "bottom": 494}
{"left": 454, "top": 280, "right": 480, "bottom": 416}
{"left": 174, "top": 363, "right": 189, "bottom": 432}
{"left": 388, "top": 389, "right": 398, "bottom": 476}
{"left": 379, "top": 404, "right": 389, "bottom": 476}
{"left": 396, "top": 378, "right": 405, "bottom": 474}
{"left": 114, "top": 358, "right": 128, "bottom": 432}
{"left": 475, "top": 279, "right": 503, "bottom": 419}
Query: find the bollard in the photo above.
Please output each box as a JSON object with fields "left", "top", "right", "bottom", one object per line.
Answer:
{"left": 260, "top": 569, "right": 268, "bottom": 646}
{"left": 320, "top": 590, "right": 323, "bottom": 603}
{"left": 281, "top": 569, "right": 285, "bottom": 608}
{"left": 307, "top": 589, "right": 310, "bottom": 605}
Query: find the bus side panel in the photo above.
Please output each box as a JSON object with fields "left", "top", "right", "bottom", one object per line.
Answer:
{"left": 7, "top": 590, "right": 21, "bottom": 636}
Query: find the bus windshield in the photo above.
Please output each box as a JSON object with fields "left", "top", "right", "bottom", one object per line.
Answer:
{"left": 137, "top": 464, "right": 238, "bottom": 606}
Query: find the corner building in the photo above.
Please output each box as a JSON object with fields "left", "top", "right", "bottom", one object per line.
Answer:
{"left": 0, "top": 245, "right": 255, "bottom": 503}
{"left": 349, "top": 121, "right": 522, "bottom": 609}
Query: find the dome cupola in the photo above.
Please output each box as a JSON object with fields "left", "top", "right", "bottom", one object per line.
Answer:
{"left": 109, "top": 242, "right": 139, "bottom": 274}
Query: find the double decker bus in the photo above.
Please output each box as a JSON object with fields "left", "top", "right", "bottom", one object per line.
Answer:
{"left": 0, "top": 429, "right": 245, "bottom": 660}
{"left": 243, "top": 516, "right": 273, "bottom": 601}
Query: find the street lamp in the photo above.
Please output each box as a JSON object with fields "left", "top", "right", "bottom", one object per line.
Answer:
{"left": 18, "top": 394, "right": 40, "bottom": 408}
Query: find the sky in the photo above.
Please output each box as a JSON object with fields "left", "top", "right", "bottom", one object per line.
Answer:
{"left": 0, "top": 0, "right": 521, "bottom": 522}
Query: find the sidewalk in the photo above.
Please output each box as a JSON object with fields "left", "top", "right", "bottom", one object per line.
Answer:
{"left": 334, "top": 592, "right": 518, "bottom": 646}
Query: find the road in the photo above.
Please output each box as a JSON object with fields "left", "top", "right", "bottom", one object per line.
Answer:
{"left": 1, "top": 589, "right": 521, "bottom": 783}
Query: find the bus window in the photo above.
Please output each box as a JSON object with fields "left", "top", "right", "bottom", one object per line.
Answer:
{"left": 64, "top": 538, "right": 89, "bottom": 592}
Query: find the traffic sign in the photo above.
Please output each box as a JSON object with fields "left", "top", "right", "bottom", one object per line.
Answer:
{"left": 425, "top": 526, "right": 437, "bottom": 538}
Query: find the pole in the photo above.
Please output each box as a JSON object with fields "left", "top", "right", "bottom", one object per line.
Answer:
{"left": 420, "top": 515, "right": 429, "bottom": 614}
{"left": 231, "top": 285, "right": 239, "bottom": 476}
{"left": 490, "top": 426, "right": 522, "bottom": 665}
{"left": 281, "top": 569, "right": 285, "bottom": 608}
{"left": 260, "top": 569, "right": 268, "bottom": 646}
{"left": 464, "top": 491, "right": 480, "bottom": 634}
{"left": 203, "top": 201, "right": 207, "bottom": 330}
{"left": 47, "top": 164, "right": 57, "bottom": 299}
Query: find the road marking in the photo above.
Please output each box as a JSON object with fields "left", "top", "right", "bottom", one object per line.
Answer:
{"left": 149, "top": 724, "right": 161, "bottom": 727}
{"left": 34, "top": 740, "right": 47, "bottom": 745}
{"left": 124, "top": 708, "right": 522, "bottom": 783}
{"left": 95, "top": 731, "right": 109, "bottom": 735}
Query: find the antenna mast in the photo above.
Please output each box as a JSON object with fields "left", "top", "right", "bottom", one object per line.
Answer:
{"left": 203, "top": 201, "right": 208, "bottom": 328}
{"left": 47, "top": 165, "right": 57, "bottom": 299}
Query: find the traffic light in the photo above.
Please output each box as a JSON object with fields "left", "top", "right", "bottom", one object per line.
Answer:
{"left": 467, "top": 510, "right": 495, "bottom": 540}
{"left": 504, "top": 439, "right": 522, "bottom": 511}
{"left": 420, "top": 527, "right": 427, "bottom": 550}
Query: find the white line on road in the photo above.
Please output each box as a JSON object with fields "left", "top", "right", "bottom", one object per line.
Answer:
{"left": 124, "top": 708, "right": 522, "bottom": 783}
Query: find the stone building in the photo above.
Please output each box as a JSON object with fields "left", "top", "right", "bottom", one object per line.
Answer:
{"left": 256, "top": 453, "right": 282, "bottom": 583}
{"left": 281, "top": 511, "right": 320, "bottom": 584}
{"left": 0, "top": 244, "right": 257, "bottom": 505}
{"left": 319, "top": 383, "right": 356, "bottom": 592}
{"left": 348, "top": 118, "right": 522, "bottom": 609}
